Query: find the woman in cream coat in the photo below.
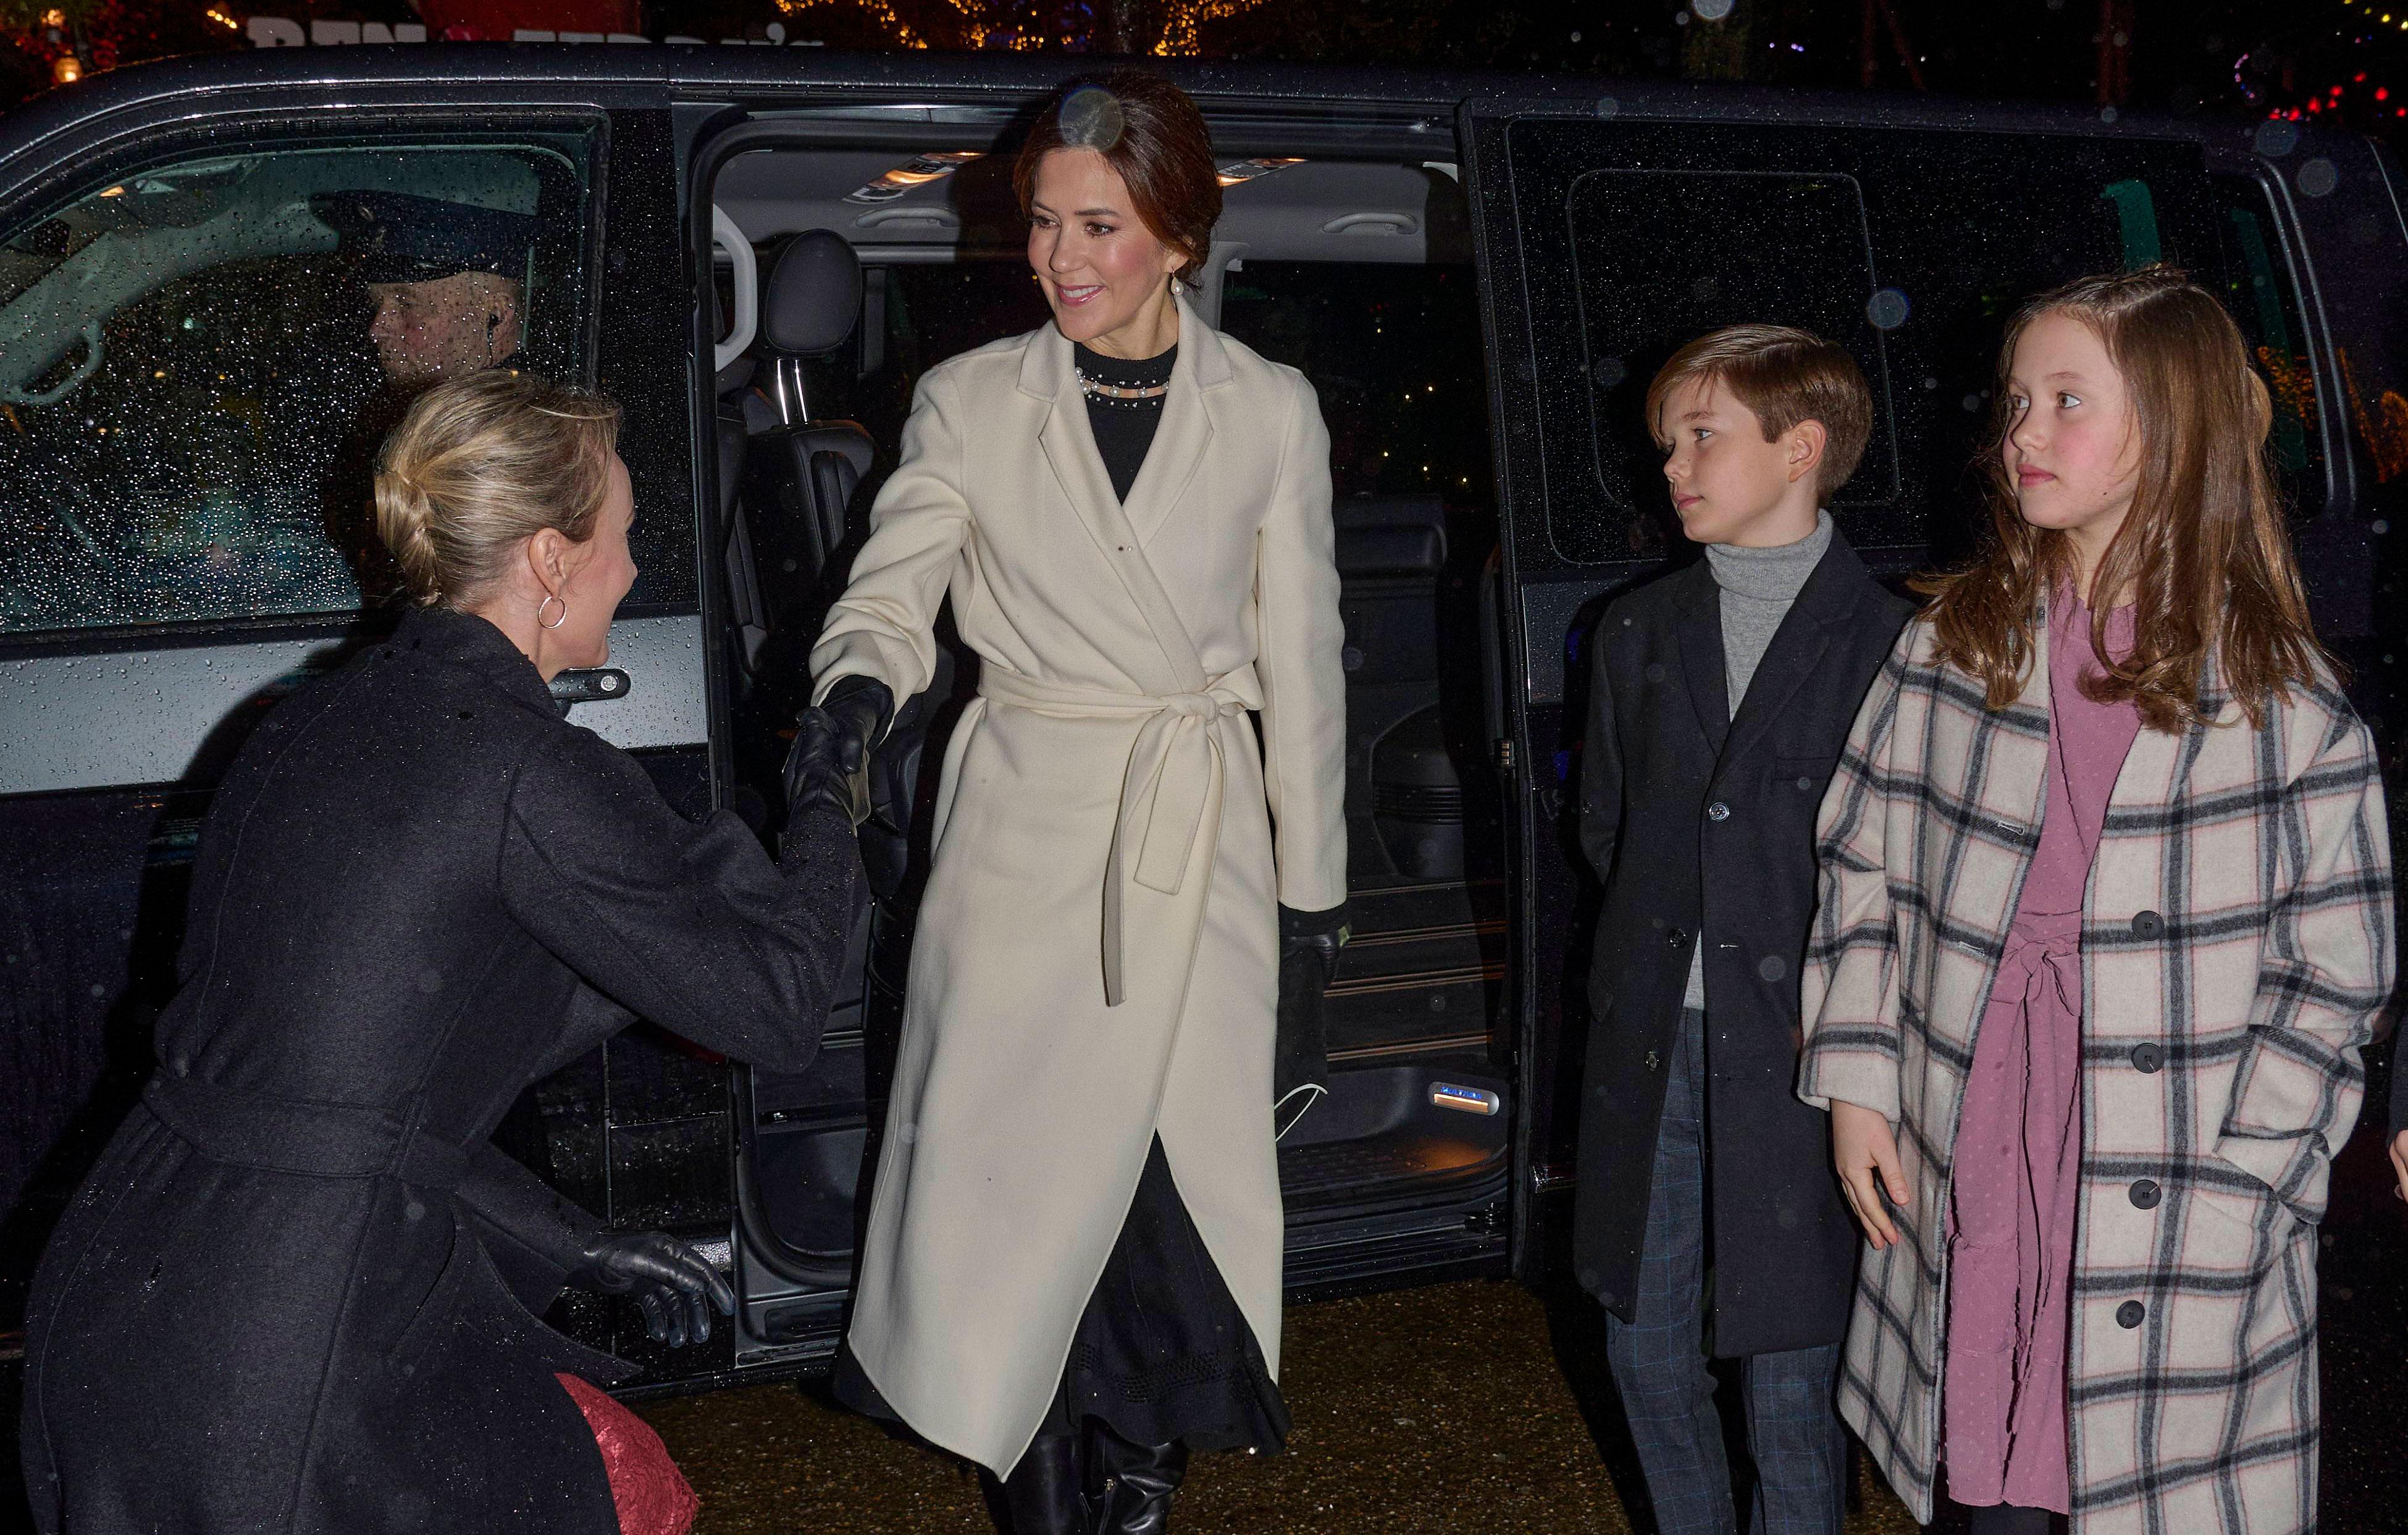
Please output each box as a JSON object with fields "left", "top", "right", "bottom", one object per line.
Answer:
{"left": 810, "top": 73, "right": 1346, "bottom": 1534}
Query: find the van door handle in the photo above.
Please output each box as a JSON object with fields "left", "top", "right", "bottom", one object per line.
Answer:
{"left": 550, "top": 669, "right": 631, "bottom": 704}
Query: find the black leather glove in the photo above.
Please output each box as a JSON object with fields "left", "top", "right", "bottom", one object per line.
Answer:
{"left": 567, "top": 1232, "right": 736, "bottom": 1348}
{"left": 785, "top": 705, "right": 866, "bottom": 827}
{"left": 1275, "top": 903, "right": 1349, "bottom": 1141}
{"left": 812, "top": 675, "right": 894, "bottom": 833}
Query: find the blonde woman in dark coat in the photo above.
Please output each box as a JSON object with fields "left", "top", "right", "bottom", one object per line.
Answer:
{"left": 19, "top": 371, "right": 863, "bottom": 1535}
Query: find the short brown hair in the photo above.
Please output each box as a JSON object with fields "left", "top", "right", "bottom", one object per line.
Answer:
{"left": 1013, "top": 70, "right": 1222, "bottom": 285}
{"left": 1645, "top": 325, "right": 1873, "bottom": 500}
{"left": 374, "top": 370, "right": 621, "bottom": 608}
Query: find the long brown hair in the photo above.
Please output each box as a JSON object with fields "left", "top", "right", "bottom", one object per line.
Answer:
{"left": 1919, "top": 266, "right": 2327, "bottom": 732}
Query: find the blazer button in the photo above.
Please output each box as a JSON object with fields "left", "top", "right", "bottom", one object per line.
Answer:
{"left": 1706, "top": 801, "right": 1731, "bottom": 822}
{"left": 2129, "top": 1179, "right": 2162, "bottom": 1210}
{"left": 1667, "top": 929, "right": 1689, "bottom": 948}
{"left": 2131, "top": 910, "right": 2165, "bottom": 940}
{"left": 2129, "top": 1043, "right": 2164, "bottom": 1074}
{"left": 2116, "top": 1300, "right": 2147, "bottom": 1329}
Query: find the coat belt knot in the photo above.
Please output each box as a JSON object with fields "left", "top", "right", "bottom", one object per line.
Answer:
{"left": 978, "top": 667, "right": 1259, "bottom": 1006}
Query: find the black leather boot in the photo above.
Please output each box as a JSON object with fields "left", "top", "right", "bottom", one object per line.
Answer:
{"left": 986, "top": 1432, "right": 1089, "bottom": 1535}
{"left": 1086, "top": 1424, "right": 1189, "bottom": 1535}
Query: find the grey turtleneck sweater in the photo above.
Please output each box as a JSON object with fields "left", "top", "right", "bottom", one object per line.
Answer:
{"left": 1682, "top": 509, "right": 1832, "bottom": 1013}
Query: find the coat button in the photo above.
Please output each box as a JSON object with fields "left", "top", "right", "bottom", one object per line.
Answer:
{"left": 2129, "top": 1043, "right": 2164, "bottom": 1074}
{"left": 1667, "top": 929, "right": 1689, "bottom": 948}
{"left": 1706, "top": 801, "right": 1731, "bottom": 821}
{"left": 2131, "top": 910, "right": 2165, "bottom": 940}
{"left": 2129, "top": 1179, "right": 2161, "bottom": 1210}
{"left": 1645, "top": 1050, "right": 1662, "bottom": 1070}
{"left": 2116, "top": 1300, "right": 2146, "bottom": 1329}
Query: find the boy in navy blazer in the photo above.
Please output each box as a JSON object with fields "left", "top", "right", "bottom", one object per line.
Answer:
{"left": 1573, "top": 326, "right": 1911, "bottom": 1534}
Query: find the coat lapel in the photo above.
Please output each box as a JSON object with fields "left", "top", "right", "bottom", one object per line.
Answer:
{"left": 1715, "top": 534, "right": 1864, "bottom": 778}
{"left": 1122, "top": 295, "right": 1227, "bottom": 549}
{"left": 1018, "top": 312, "right": 1210, "bottom": 695}
{"left": 1027, "top": 325, "right": 1130, "bottom": 574}
{"left": 1671, "top": 564, "right": 1730, "bottom": 758}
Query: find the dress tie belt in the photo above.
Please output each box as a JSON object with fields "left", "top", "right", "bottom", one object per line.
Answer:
{"left": 1991, "top": 911, "right": 2084, "bottom": 1018}
{"left": 143, "top": 1069, "right": 469, "bottom": 1189}
{"left": 977, "top": 666, "right": 1259, "bottom": 1006}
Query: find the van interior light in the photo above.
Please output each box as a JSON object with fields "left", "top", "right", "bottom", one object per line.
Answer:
{"left": 1217, "top": 157, "right": 1305, "bottom": 188}
{"left": 844, "top": 151, "right": 983, "bottom": 206}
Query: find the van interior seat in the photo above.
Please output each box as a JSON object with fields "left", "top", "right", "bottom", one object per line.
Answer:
{"left": 747, "top": 230, "right": 874, "bottom": 591}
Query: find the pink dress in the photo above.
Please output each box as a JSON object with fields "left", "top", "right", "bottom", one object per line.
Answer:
{"left": 1942, "top": 593, "right": 2139, "bottom": 1514}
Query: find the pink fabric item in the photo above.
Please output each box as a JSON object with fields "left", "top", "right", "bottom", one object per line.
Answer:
{"left": 556, "top": 1372, "right": 700, "bottom": 1535}
{"left": 1942, "top": 594, "right": 2139, "bottom": 1515}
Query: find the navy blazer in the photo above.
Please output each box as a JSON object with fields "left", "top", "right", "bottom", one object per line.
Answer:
{"left": 1571, "top": 529, "right": 1911, "bottom": 1357}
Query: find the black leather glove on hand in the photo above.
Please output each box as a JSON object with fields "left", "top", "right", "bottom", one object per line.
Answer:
{"left": 1275, "top": 903, "right": 1349, "bottom": 1142}
{"left": 820, "top": 674, "right": 895, "bottom": 819}
{"left": 568, "top": 1232, "right": 736, "bottom": 1349}
{"left": 786, "top": 705, "right": 867, "bottom": 828}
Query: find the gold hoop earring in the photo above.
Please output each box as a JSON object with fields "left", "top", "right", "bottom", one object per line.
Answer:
{"left": 537, "top": 594, "right": 568, "bottom": 630}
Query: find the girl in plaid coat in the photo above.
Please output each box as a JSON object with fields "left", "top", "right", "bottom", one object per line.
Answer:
{"left": 1799, "top": 267, "right": 2393, "bottom": 1535}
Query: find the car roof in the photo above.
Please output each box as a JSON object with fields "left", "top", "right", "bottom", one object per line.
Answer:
{"left": 0, "top": 44, "right": 2336, "bottom": 190}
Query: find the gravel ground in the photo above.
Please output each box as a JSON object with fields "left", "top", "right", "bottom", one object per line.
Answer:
{"left": 639, "top": 1278, "right": 1923, "bottom": 1535}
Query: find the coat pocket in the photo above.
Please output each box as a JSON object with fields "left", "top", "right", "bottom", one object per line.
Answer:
{"left": 384, "top": 1211, "right": 473, "bottom": 1378}
{"left": 2181, "top": 1168, "right": 2300, "bottom": 1278}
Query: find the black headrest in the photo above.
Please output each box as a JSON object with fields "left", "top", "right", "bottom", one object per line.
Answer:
{"left": 761, "top": 230, "right": 862, "bottom": 356}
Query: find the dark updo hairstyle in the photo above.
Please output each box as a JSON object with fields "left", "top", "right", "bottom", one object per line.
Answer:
{"left": 1012, "top": 70, "right": 1222, "bottom": 285}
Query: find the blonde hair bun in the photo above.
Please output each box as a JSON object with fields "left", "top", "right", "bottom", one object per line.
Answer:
{"left": 374, "top": 370, "right": 622, "bottom": 608}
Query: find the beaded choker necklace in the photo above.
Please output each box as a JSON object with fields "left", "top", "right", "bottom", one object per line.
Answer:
{"left": 1075, "top": 342, "right": 1175, "bottom": 409}
{"left": 1075, "top": 370, "right": 1169, "bottom": 408}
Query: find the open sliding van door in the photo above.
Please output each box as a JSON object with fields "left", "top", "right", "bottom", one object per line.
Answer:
{"left": 1457, "top": 92, "right": 2236, "bottom": 1276}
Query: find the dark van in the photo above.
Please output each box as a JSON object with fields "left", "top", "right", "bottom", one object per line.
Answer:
{"left": 2, "top": 47, "right": 2402, "bottom": 1400}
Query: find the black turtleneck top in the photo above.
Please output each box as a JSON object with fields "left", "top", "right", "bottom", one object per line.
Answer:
{"left": 1075, "top": 341, "right": 1177, "bottom": 503}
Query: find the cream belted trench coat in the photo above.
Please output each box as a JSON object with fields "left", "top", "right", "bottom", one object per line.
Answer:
{"left": 809, "top": 299, "right": 1347, "bottom": 1476}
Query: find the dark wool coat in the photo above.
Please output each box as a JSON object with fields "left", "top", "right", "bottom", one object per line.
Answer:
{"left": 18, "top": 606, "right": 859, "bottom": 1535}
{"left": 1572, "top": 532, "right": 1911, "bottom": 1358}
{"left": 1800, "top": 616, "right": 2392, "bottom": 1533}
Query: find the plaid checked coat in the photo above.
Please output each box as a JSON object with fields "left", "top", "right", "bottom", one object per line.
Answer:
{"left": 1798, "top": 611, "right": 2393, "bottom": 1534}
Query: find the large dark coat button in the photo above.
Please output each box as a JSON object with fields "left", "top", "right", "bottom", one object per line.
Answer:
{"left": 2116, "top": 1300, "right": 2146, "bottom": 1329}
{"left": 2129, "top": 1043, "right": 2164, "bottom": 1074}
{"left": 2129, "top": 1179, "right": 2161, "bottom": 1210}
{"left": 1667, "top": 929, "right": 1689, "bottom": 948}
{"left": 1706, "top": 801, "right": 1731, "bottom": 822}
{"left": 2131, "top": 910, "right": 2165, "bottom": 940}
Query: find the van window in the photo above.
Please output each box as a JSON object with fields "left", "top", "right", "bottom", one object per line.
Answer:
{"left": 1560, "top": 171, "right": 1896, "bottom": 559}
{"left": 1496, "top": 119, "right": 2213, "bottom": 566}
{"left": 1219, "top": 261, "right": 1491, "bottom": 502}
{"left": 2210, "top": 175, "right": 2328, "bottom": 522}
{"left": 0, "top": 135, "right": 593, "bottom": 637}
